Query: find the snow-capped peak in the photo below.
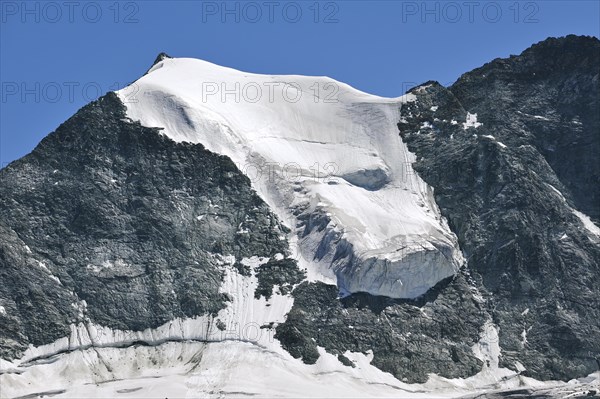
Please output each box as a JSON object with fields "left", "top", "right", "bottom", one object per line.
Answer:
{"left": 117, "top": 56, "right": 463, "bottom": 298}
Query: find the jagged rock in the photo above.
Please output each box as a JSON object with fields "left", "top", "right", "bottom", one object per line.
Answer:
{"left": 397, "top": 35, "right": 600, "bottom": 381}
{"left": 0, "top": 92, "right": 294, "bottom": 359}
{"left": 451, "top": 34, "right": 600, "bottom": 223}
{"left": 254, "top": 258, "right": 305, "bottom": 299}
{"left": 277, "top": 271, "right": 488, "bottom": 384}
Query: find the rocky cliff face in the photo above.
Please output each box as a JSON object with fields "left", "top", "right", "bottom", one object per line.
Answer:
{"left": 451, "top": 35, "right": 600, "bottom": 223}
{"left": 397, "top": 35, "right": 600, "bottom": 381}
{"left": 0, "top": 92, "right": 297, "bottom": 360}
{"left": 276, "top": 272, "right": 490, "bottom": 384}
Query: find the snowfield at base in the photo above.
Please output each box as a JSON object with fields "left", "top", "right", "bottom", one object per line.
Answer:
{"left": 117, "top": 57, "right": 464, "bottom": 299}
{"left": 2, "top": 322, "right": 598, "bottom": 398}
{"left": 2, "top": 254, "right": 597, "bottom": 398}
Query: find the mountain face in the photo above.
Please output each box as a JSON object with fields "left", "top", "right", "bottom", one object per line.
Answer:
{"left": 450, "top": 35, "right": 600, "bottom": 224}
{"left": 1, "top": 35, "right": 599, "bottom": 398}
{"left": 397, "top": 34, "right": 600, "bottom": 382}
{"left": 0, "top": 92, "right": 296, "bottom": 359}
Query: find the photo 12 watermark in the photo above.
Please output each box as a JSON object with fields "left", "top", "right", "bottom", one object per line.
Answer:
{"left": 237, "top": 161, "right": 339, "bottom": 184}
{"left": 1, "top": 81, "right": 138, "bottom": 104}
{"left": 200, "top": 1, "right": 340, "bottom": 24}
{"left": 400, "top": 1, "right": 540, "bottom": 24}
{"left": 0, "top": 78, "right": 343, "bottom": 106}
{"left": 1, "top": 1, "right": 140, "bottom": 24}
{"left": 198, "top": 80, "right": 340, "bottom": 104}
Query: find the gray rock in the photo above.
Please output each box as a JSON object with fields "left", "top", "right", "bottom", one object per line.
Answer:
{"left": 0, "top": 92, "right": 297, "bottom": 359}
{"left": 276, "top": 270, "right": 488, "bottom": 384}
{"left": 397, "top": 35, "right": 600, "bottom": 381}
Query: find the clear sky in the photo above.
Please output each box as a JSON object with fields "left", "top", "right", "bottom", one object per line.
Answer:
{"left": 1, "top": 0, "right": 598, "bottom": 166}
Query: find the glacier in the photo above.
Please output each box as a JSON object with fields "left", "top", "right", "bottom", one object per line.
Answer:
{"left": 116, "top": 57, "right": 464, "bottom": 299}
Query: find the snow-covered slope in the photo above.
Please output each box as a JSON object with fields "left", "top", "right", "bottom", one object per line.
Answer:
{"left": 117, "top": 57, "right": 463, "bottom": 298}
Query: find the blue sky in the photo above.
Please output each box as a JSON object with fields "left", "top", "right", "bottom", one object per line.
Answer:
{"left": 1, "top": 0, "right": 598, "bottom": 166}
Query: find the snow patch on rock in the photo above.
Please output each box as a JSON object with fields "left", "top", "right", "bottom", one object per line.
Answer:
{"left": 546, "top": 183, "right": 600, "bottom": 239}
{"left": 463, "top": 113, "right": 482, "bottom": 129}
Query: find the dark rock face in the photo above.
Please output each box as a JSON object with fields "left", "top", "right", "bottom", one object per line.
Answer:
{"left": 451, "top": 34, "right": 600, "bottom": 223}
{"left": 397, "top": 35, "right": 600, "bottom": 381}
{"left": 254, "top": 258, "right": 305, "bottom": 299}
{"left": 0, "top": 92, "right": 295, "bottom": 359}
{"left": 276, "top": 271, "right": 489, "bottom": 384}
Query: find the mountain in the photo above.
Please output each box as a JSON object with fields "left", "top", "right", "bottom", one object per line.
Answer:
{"left": 1, "top": 35, "right": 598, "bottom": 398}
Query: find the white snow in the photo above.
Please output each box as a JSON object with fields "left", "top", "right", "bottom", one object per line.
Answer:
{"left": 516, "top": 111, "right": 551, "bottom": 121}
{"left": 236, "top": 224, "right": 249, "bottom": 234}
{"left": 5, "top": 255, "right": 289, "bottom": 367}
{"left": 4, "top": 57, "right": 591, "bottom": 398}
{"left": 521, "top": 327, "right": 531, "bottom": 346}
{"left": 0, "top": 306, "right": 5, "bottom": 315}
{"left": 117, "top": 57, "right": 464, "bottom": 299}
{"left": 0, "top": 341, "right": 449, "bottom": 399}
{"left": 547, "top": 183, "right": 567, "bottom": 202}
{"left": 5, "top": 319, "right": 596, "bottom": 399}
{"left": 70, "top": 300, "right": 87, "bottom": 320}
{"left": 414, "top": 84, "right": 432, "bottom": 93}
{"left": 472, "top": 320, "right": 501, "bottom": 370}
{"left": 514, "top": 361, "right": 526, "bottom": 373}
{"left": 34, "top": 260, "right": 62, "bottom": 284}
{"left": 463, "top": 113, "right": 482, "bottom": 129}
{"left": 572, "top": 209, "right": 600, "bottom": 238}
{"left": 481, "top": 135, "right": 507, "bottom": 149}
{"left": 546, "top": 183, "right": 600, "bottom": 239}
{"left": 35, "top": 259, "right": 50, "bottom": 273}
{"left": 0, "top": 254, "right": 437, "bottom": 398}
